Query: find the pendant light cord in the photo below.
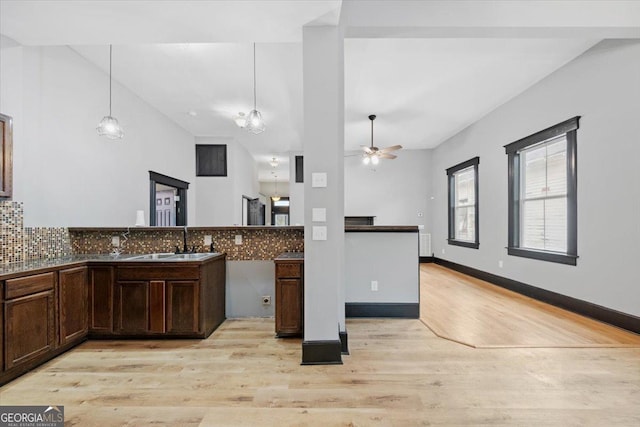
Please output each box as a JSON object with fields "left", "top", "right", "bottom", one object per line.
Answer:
{"left": 109, "top": 44, "right": 113, "bottom": 116}
{"left": 253, "top": 43, "right": 257, "bottom": 110}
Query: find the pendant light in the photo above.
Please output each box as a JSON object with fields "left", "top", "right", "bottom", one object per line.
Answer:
{"left": 245, "top": 43, "right": 265, "bottom": 134}
{"left": 234, "top": 112, "right": 247, "bottom": 128}
{"left": 97, "top": 45, "right": 124, "bottom": 139}
{"left": 269, "top": 157, "right": 279, "bottom": 168}
{"left": 271, "top": 174, "right": 281, "bottom": 202}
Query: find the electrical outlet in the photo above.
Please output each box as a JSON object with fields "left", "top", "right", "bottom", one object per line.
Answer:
{"left": 261, "top": 295, "right": 271, "bottom": 305}
{"left": 441, "top": 248, "right": 445, "bottom": 255}
{"left": 371, "top": 280, "right": 378, "bottom": 292}
{"left": 235, "top": 235, "right": 242, "bottom": 245}
{"left": 498, "top": 260, "right": 504, "bottom": 268}
{"left": 417, "top": 212, "right": 424, "bottom": 217}
{"left": 111, "top": 235, "right": 120, "bottom": 247}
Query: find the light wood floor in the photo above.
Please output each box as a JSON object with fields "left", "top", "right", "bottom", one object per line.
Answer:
{"left": 420, "top": 264, "right": 640, "bottom": 348}
{"left": 1, "top": 267, "right": 640, "bottom": 425}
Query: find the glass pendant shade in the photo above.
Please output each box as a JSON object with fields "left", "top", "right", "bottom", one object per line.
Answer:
{"left": 245, "top": 109, "right": 265, "bottom": 134}
{"left": 371, "top": 155, "right": 380, "bottom": 165}
{"left": 97, "top": 45, "right": 123, "bottom": 140}
{"left": 234, "top": 112, "right": 247, "bottom": 128}
{"left": 362, "top": 155, "right": 371, "bottom": 165}
{"left": 269, "top": 157, "right": 279, "bottom": 168}
{"left": 97, "top": 115, "right": 124, "bottom": 139}
{"left": 271, "top": 195, "right": 281, "bottom": 202}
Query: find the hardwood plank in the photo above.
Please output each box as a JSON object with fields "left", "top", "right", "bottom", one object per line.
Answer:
{"left": 420, "top": 264, "right": 640, "bottom": 348}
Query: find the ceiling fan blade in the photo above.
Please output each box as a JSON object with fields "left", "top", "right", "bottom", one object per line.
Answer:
{"left": 378, "top": 153, "right": 397, "bottom": 159}
{"left": 378, "top": 145, "right": 403, "bottom": 153}
{"left": 360, "top": 145, "right": 373, "bottom": 154}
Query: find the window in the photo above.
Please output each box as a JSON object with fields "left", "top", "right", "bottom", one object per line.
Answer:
{"left": 446, "top": 157, "right": 479, "bottom": 249}
{"left": 504, "top": 117, "right": 579, "bottom": 265}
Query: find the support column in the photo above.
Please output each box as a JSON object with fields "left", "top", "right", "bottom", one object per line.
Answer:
{"left": 301, "top": 25, "right": 345, "bottom": 364}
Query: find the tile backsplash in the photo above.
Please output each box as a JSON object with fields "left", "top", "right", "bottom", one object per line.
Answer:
{"left": 0, "top": 201, "right": 73, "bottom": 264}
{"left": 71, "top": 227, "right": 304, "bottom": 261}
{"left": 1, "top": 202, "right": 304, "bottom": 264}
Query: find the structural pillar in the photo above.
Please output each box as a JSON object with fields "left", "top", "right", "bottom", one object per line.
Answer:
{"left": 301, "top": 24, "right": 345, "bottom": 364}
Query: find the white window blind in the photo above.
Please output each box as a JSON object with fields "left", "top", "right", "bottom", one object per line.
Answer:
{"left": 519, "top": 135, "right": 567, "bottom": 252}
{"left": 454, "top": 166, "right": 476, "bottom": 242}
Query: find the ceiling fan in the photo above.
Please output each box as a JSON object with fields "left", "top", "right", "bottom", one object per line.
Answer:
{"left": 360, "top": 114, "right": 402, "bottom": 165}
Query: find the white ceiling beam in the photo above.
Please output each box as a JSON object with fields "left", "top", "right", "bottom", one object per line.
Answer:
{"left": 342, "top": 1, "right": 640, "bottom": 39}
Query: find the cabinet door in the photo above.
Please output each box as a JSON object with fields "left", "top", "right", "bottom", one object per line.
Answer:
{"left": 88, "top": 267, "right": 114, "bottom": 333}
{"left": 166, "top": 281, "right": 199, "bottom": 334}
{"left": 4, "top": 290, "right": 55, "bottom": 370}
{"left": 276, "top": 278, "right": 302, "bottom": 336}
{"left": 114, "top": 281, "right": 150, "bottom": 333}
{"left": 59, "top": 267, "right": 88, "bottom": 346}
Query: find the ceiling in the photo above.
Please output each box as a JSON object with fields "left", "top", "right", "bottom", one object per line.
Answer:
{"left": 0, "top": 1, "right": 605, "bottom": 182}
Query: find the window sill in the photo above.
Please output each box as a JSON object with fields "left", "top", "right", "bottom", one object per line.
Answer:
{"left": 507, "top": 247, "right": 577, "bottom": 266}
{"left": 447, "top": 239, "right": 479, "bottom": 249}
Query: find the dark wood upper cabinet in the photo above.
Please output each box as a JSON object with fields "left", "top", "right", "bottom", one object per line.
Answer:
{"left": 0, "top": 113, "right": 13, "bottom": 198}
{"left": 295, "top": 155, "right": 303, "bottom": 183}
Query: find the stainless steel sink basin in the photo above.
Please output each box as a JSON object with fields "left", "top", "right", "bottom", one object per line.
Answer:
{"left": 127, "top": 253, "right": 176, "bottom": 260}
{"left": 125, "top": 252, "right": 219, "bottom": 261}
{"left": 169, "top": 253, "right": 214, "bottom": 260}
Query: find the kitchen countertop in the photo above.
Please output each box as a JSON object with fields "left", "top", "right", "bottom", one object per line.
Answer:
{"left": 0, "top": 253, "right": 224, "bottom": 280}
{"left": 274, "top": 252, "right": 304, "bottom": 261}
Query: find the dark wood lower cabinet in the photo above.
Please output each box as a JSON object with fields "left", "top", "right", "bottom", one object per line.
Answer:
{"left": 274, "top": 255, "right": 304, "bottom": 337}
{"left": 115, "top": 281, "right": 151, "bottom": 334}
{"left": 59, "top": 266, "right": 88, "bottom": 346}
{"left": 88, "top": 266, "right": 114, "bottom": 334}
{"left": 1, "top": 254, "right": 226, "bottom": 385}
{"left": 4, "top": 290, "right": 56, "bottom": 370}
{"left": 166, "top": 281, "right": 199, "bottom": 334}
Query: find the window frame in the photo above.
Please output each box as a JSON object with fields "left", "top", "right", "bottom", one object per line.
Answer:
{"left": 446, "top": 156, "right": 480, "bottom": 249}
{"left": 504, "top": 117, "right": 579, "bottom": 266}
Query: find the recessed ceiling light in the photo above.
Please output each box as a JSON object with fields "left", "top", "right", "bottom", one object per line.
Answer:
{"left": 187, "top": 111, "right": 198, "bottom": 117}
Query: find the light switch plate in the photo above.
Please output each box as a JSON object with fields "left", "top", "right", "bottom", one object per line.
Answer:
{"left": 111, "top": 235, "right": 120, "bottom": 247}
{"left": 311, "top": 172, "right": 327, "bottom": 188}
{"left": 312, "top": 208, "right": 326, "bottom": 222}
{"left": 312, "top": 226, "right": 327, "bottom": 241}
{"left": 204, "top": 235, "right": 212, "bottom": 246}
{"left": 235, "top": 235, "right": 243, "bottom": 245}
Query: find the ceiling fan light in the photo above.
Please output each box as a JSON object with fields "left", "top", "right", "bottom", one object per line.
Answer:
{"left": 245, "top": 109, "right": 265, "bottom": 134}
{"left": 97, "top": 115, "right": 124, "bottom": 139}
{"left": 362, "top": 155, "right": 370, "bottom": 165}
{"left": 371, "top": 155, "right": 380, "bottom": 165}
{"left": 234, "top": 112, "right": 247, "bottom": 128}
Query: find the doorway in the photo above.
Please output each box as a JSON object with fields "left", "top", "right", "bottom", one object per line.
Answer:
{"left": 149, "top": 171, "right": 189, "bottom": 226}
{"left": 271, "top": 197, "right": 290, "bottom": 226}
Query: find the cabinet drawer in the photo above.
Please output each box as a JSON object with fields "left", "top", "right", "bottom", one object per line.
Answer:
{"left": 276, "top": 263, "right": 301, "bottom": 278}
{"left": 5, "top": 272, "right": 56, "bottom": 299}
{"left": 117, "top": 266, "right": 199, "bottom": 281}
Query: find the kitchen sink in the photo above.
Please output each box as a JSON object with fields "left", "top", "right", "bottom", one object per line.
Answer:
{"left": 125, "top": 252, "right": 219, "bottom": 261}
{"left": 127, "top": 253, "right": 176, "bottom": 260}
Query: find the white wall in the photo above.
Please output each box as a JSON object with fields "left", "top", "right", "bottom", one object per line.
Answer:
{"left": 345, "top": 149, "right": 431, "bottom": 228}
{"left": 345, "top": 232, "right": 419, "bottom": 303}
{"left": 0, "top": 42, "right": 196, "bottom": 226}
{"left": 194, "top": 136, "right": 259, "bottom": 226}
{"left": 429, "top": 40, "right": 640, "bottom": 317}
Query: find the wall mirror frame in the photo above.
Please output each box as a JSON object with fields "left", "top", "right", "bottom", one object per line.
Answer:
{"left": 0, "top": 113, "right": 13, "bottom": 199}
